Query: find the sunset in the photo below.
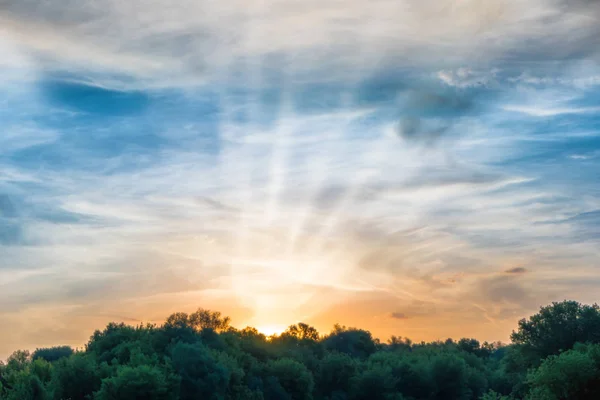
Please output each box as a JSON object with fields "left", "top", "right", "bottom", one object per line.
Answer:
{"left": 1, "top": 0, "right": 600, "bottom": 398}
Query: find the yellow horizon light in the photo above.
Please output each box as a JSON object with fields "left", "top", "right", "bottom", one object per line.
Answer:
{"left": 255, "top": 324, "right": 287, "bottom": 337}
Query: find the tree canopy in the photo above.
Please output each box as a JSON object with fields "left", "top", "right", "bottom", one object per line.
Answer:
{"left": 1, "top": 300, "right": 600, "bottom": 400}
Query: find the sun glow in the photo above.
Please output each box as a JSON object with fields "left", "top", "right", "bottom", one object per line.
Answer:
{"left": 256, "top": 324, "right": 287, "bottom": 337}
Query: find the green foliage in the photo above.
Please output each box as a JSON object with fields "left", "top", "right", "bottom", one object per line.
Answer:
{"left": 169, "top": 341, "right": 230, "bottom": 400}
{"left": 480, "top": 390, "right": 512, "bottom": 400}
{"left": 94, "top": 364, "right": 180, "bottom": 400}
{"left": 350, "top": 364, "right": 396, "bottom": 400}
{"left": 323, "top": 325, "right": 378, "bottom": 359}
{"left": 511, "top": 300, "right": 600, "bottom": 363}
{"left": 266, "top": 358, "right": 314, "bottom": 400}
{"left": 5, "top": 350, "right": 30, "bottom": 373}
{"left": 317, "top": 352, "right": 357, "bottom": 397}
{"left": 32, "top": 346, "right": 74, "bottom": 363}
{"left": 525, "top": 343, "right": 600, "bottom": 400}
{"left": 29, "top": 359, "right": 53, "bottom": 384}
{"left": 48, "top": 353, "right": 107, "bottom": 400}
{"left": 2, "top": 302, "right": 600, "bottom": 400}
{"left": 4, "top": 374, "right": 48, "bottom": 400}
{"left": 429, "top": 354, "right": 470, "bottom": 400}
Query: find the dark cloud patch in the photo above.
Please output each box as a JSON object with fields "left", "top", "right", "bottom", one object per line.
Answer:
{"left": 354, "top": 70, "right": 474, "bottom": 138}
{"left": 353, "top": 70, "right": 493, "bottom": 145}
{"left": 39, "top": 78, "right": 150, "bottom": 117}
{"left": 505, "top": 267, "right": 528, "bottom": 274}
{"left": 404, "top": 90, "right": 473, "bottom": 118}
{"left": 355, "top": 72, "right": 409, "bottom": 106}
{"left": 390, "top": 312, "right": 408, "bottom": 320}
{"left": 397, "top": 89, "right": 477, "bottom": 144}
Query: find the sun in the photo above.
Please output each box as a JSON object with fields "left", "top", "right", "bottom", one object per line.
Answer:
{"left": 256, "top": 324, "right": 287, "bottom": 337}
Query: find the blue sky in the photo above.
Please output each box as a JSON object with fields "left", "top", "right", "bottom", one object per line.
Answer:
{"left": 1, "top": 0, "right": 600, "bottom": 356}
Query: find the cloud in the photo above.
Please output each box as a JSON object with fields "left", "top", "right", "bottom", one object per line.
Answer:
{"left": 569, "top": 154, "right": 592, "bottom": 160}
{"left": 503, "top": 105, "right": 600, "bottom": 117}
{"left": 505, "top": 267, "right": 528, "bottom": 274}
{"left": 39, "top": 77, "right": 150, "bottom": 116}
{"left": 438, "top": 68, "right": 499, "bottom": 88}
{"left": 476, "top": 275, "right": 534, "bottom": 307}
{"left": 397, "top": 87, "right": 488, "bottom": 144}
{"left": 0, "top": 125, "right": 60, "bottom": 154}
{"left": 2, "top": 0, "right": 600, "bottom": 89}
{"left": 390, "top": 312, "right": 408, "bottom": 320}
{"left": 1, "top": 0, "right": 600, "bottom": 357}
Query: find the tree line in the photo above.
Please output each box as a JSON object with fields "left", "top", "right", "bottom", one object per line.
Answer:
{"left": 2, "top": 300, "right": 600, "bottom": 399}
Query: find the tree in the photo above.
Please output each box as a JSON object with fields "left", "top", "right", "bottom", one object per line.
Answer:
{"left": 457, "top": 338, "right": 492, "bottom": 358}
{"left": 387, "top": 336, "right": 412, "bottom": 352}
{"left": 94, "top": 364, "right": 180, "bottom": 400}
{"left": 429, "top": 354, "right": 469, "bottom": 400}
{"left": 3, "top": 300, "right": 600, "bottom": 400}
{"left": 323, "top": 325, "right": 378, "bottom": 359}
{"left": 48, "top": 353, "right": 106, "bottom": 400}
{"left": 169, "top": 341, "right": 230, "bottom": 400}
{"left": 32, "top": 346, "right": 74, "bottom": 363}
{"left": 29, "top": 359, "right": 53, "bottom": 384}
{"left": 283, "top": 323, "right": 320, "bottom": 342}
{"left": 266, "top": 358, "right": 314, "bottom": 400}
{"left": 350, "top": 365, "right": 397, "bottom": 400}
{"left": 164, "top": 312, "right": 191, "bottom": 330}
{"left": 5, "top": 350, "right": 30, "bottom": 373}
{"left": 4, "top": 374, "right": 48, "bottom": 400}
{"left": 86, "top": 323, "right": 140, "bottom": 364}
{"left": 480, "top": 390, "right": 512, "bottom": 400}
{"left": 317, "top": 352, "right": 357, "bottom": 397}
{"left": 189, "top": 308, "right": 231, "bottom": 332}
{"left": 526, "top": 343, "right": 600, "bottom": 400}
{"left": 511, "top": 300, "right": 600, "bottom": 362}
{"left": 160, "top": 312, "right": 197, "bottom": 347}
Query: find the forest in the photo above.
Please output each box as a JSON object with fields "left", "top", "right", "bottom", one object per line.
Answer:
{"left": 2, "top": 300, "right": 600, "bottom": 400}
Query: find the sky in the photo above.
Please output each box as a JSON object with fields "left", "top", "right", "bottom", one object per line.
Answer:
{"left": 1, "top": 0, "right": 600, "bottom": 358}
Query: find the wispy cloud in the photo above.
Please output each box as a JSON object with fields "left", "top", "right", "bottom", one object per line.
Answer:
{"left": 503, "top": 105, "right": 600, "bottom": 117}
{"left": 1, "top": 0, "right": 600, "bottom": 357}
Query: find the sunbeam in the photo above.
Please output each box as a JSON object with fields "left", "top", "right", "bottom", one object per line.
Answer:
{"left": 2, "top": 0, "right": 600, "bottom": 362}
